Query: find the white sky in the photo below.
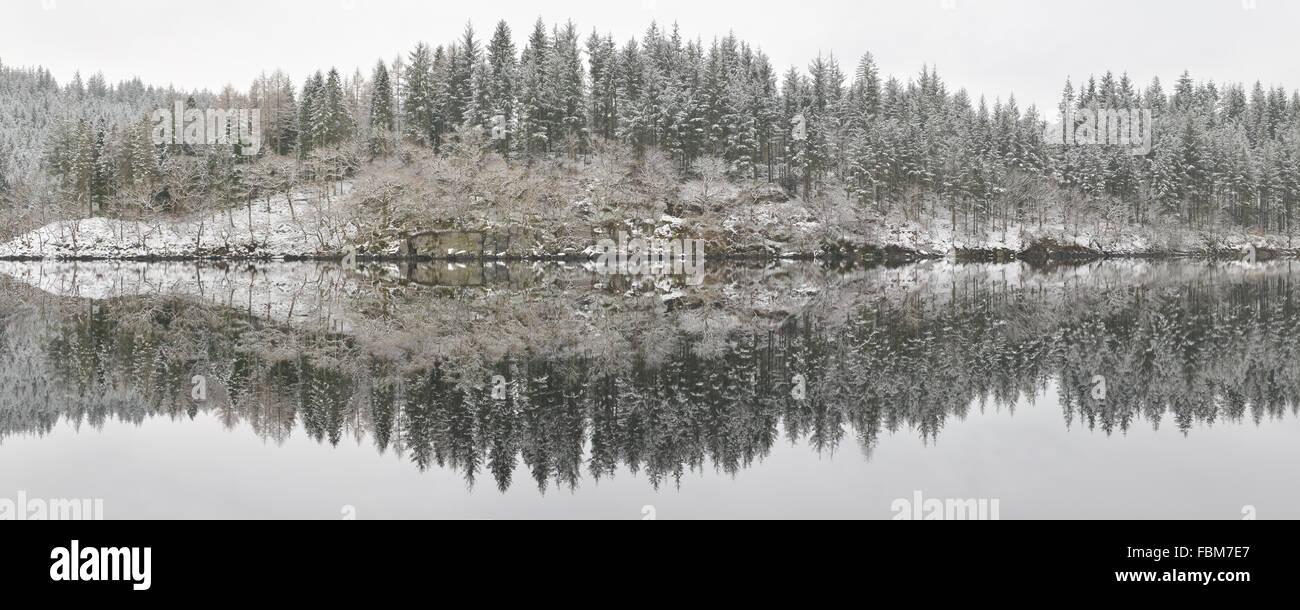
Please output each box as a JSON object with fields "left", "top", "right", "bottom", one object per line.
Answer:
{"left": 2, "top": 0, "right": 1298, "bottom": 112}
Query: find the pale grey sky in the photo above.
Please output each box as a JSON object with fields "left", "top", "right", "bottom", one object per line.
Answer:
{"left": 2, "top": 0, "right": 1297, "bottom": 112}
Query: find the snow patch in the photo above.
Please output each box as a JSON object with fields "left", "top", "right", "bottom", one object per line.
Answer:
{"left": 0, "top": 184, "right": 356, "bottom": 260}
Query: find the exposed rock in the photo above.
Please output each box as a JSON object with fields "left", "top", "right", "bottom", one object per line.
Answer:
{"left": 1017, "top": 238, "right": 1104, "bottom": 261}
{"left": 405, "top": 231, "right": 485, "bottom": 258}
{"left": 404, "top": 229, "right": 541, "bottom": 258}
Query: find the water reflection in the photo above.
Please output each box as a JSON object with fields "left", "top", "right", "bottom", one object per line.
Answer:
{"left": 0, "top": 259, "right": 1297, "bottom": 493}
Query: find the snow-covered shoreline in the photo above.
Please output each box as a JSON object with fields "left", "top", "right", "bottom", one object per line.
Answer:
{"left": 3, "top": 178, "right": 1296, "bottom": 262}
{"left": 0, "top": 184, "right": 358, "bottom": 260}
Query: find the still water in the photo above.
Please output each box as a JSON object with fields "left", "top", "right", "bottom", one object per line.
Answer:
{"left": 0, "top": 259, "right": 1297, "bottom": 519}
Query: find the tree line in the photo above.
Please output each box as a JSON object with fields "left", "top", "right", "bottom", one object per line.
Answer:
{"left": 5, "top": 18, "right": 1300, "bottom": 241}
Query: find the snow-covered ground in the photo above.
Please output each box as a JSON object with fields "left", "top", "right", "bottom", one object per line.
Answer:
{"left": 3, "top": 177, "right": 1291, "bottom": 263}
{"left": 0, "top": 184, "right": 357, "bottom": 260}
{"left": 0, "top": 260, "right": 362, "bottom": 333}
{"left": 865, "top": 216, "right": 1295, "bottom": 256}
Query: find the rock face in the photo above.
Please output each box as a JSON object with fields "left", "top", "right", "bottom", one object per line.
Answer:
{"left": 404, "top": 230, "right": 531, "bottom": 258}
{"left": 405, "top": 232, "right": 486, "bottom": 258}
{"left": 481, "top": 232, "right": 519, "bottom": 257}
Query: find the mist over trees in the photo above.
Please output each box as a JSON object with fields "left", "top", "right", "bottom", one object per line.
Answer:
{"left": 3, "top": 19, "right": 1300, "bottom": 247}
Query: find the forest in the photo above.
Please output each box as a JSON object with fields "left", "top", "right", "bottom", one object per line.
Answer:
{"left": 2, "top": 18, "right": 1300, "bottom": 257}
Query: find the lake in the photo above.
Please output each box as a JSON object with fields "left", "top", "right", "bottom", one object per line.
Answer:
{"left": 0, "top": 258, "right": 1297, "bottom": 519}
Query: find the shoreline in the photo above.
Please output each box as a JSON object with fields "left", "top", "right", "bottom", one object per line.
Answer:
{"left": 0, "top": 245, "right": 1288, "bottom": 264}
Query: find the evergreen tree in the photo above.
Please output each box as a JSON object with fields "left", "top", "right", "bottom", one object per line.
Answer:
{"left": 1248, "top": 80, "right": 1268, "bottom": 144}
{"left": 369, "top": 61, "right": 396, "bottom": 155}
{"left": 449, "top": 23, "right": 481, "bottom": 127}
{"left": 850, "top": 53, "right": 881, "bottom": 122}
{"left": 548, "top": 21, "right": 587, "bottom": 161}
{"left": 322, "top": 68, "right": 355, "bottom": 146}
{"left": 1173, "top": 70, "right": 1196, "bottom": 112}
{"left": 614, "top": 37, "right": 647, "bottom": 152}
{"left": 467, "top": 58, "right": 493, "bottom": 135}
{"left": 298, "top": 72, "right": 324, "bottom": 156}
{"left": 486, "top": 20, "right": 519, "bottom": 153}
{"left": 587, "top": 31, "right": 618, "bottom": 141}
{"left": 518, "top": 18, "right": 552, "bottom": 160}
{"left": 370, "top": 61, "right": 395, "bottom": 133}
{"left": 431, "top": 45, "right": 454, "bottom": 148}
{"left": 1143, "top": 76, "right": 1167, "bottom": 114}
{"left": 402, "top": 43, "right": 436, "bottom": 147}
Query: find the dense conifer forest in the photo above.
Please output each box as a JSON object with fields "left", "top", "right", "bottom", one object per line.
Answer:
{"left": 3, "top": 19, "right": 1299, "bottom": 256}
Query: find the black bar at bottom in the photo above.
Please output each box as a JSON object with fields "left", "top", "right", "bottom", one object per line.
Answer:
{"left": 0, "top": 520, "right": 1286, "bottom": 600}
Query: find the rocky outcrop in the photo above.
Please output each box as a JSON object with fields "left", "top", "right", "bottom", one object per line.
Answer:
{"left": 404, "top": 231, "right": 485, "bottom": 258}
{"left": 403, "top": 230, "right": 539, "bottom": 259}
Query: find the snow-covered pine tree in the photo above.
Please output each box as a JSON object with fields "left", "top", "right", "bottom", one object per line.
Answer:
{"left": 614, "top": 37, "right": 647, "bottom": 152}
{"left": 1143, "top": 76, "right": 1167, "bottom": 114}
{"left": 467, "top": 58, "right": 493, "bottom": 138}
{"left": 401, "top": 43, "right": 436, "bottom": 147}
{"left": 1248, "top": 80, "right": 1268, "bottom": 146}
{"left": 1222, "top": 83, "right": 1248, "bottom": 124}
{"left": 517, "top": 19, "right": 551, "bottom": 161}
{"left": 389, "top": 54, "right": 406, "bottom": 136}
{"left": 322, "top": 68, "right": 355, "bottom": 146}
{"left": 586, "top": 31, "right": 618, "bottom": 142}
{"left": 298, "top": 72, "right": 324, "bottom": 156}
{"left": 431, "top": 45, "right": 454, "bottom": 149}
{"left": 68, "top": 71, "right": 85, "bottom": 100}
{"left": 275, "top": 82, "right": 299, "bottom": 158}
{"left": 1173, "top": 70, "right": 1196, "bottom": 113}
{"left": 369, "top": 61, "right": 396, "bottom": 155}
{"left": 450, "top": 23, "right": 481, "bottom": 128}
{"left": 486, "top": 20, "right": 519, "bottom": 154}
{"left": 127, "top": 115, "right": 158, "bottom": 187}
{"left": 850, "top": 53, "right": 881, "bottom": 125}
{"left": 348, "top": 67, "right": 369, "bottom": 136}
{"left": 1267, "top": 86, "right": 1289, "bottom": 140}
{"left": 547, "top": 21, "right": 587, "bottom": 162}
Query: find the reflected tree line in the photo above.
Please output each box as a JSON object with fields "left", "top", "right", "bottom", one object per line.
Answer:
{"left": 2, "top": 263, "right": 1299, "bottom": 492}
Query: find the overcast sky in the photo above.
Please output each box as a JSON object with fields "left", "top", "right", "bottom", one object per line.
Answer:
{"left": 2, "top": 0, "right": 1297, "bottom": 112}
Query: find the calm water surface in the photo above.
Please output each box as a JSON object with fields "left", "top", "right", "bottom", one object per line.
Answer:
{"left": 0, "top": 259, "right": 1297, "bottom": 519}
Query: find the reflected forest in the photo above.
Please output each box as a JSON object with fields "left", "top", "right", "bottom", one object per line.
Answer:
{"left": 1, "top": 260, "right": 1298, "bottom": 493}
